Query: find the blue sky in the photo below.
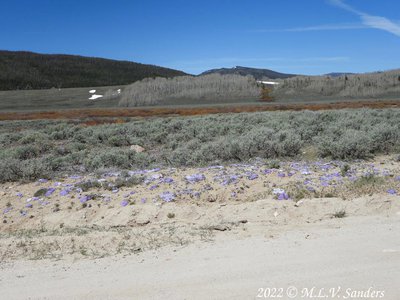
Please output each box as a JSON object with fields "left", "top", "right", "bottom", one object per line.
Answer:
{"left": 1, "top": 0, "right": 399, "bottom": 75}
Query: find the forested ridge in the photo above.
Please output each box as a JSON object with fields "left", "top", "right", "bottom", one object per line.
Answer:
{"left": 0, "top": 50, "right": 188, "bottom": 90}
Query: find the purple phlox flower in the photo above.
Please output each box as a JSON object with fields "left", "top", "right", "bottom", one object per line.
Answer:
{"left": 159, "top": 191, "right": 175, "bottom": 202}
{"left": 141, "top": 198, "right": 147, "bottom": 204}
{"left": 54, "top": 182, "right": 62, "bottom": 187}
{"left": 185, "top": 174, "right": 206, "bottom": 183}
{"left": 263, "top": 169, "right": 273, "bottom": 175}
{"left": 59, "top": 189, "right": 70, "bottom": 196}
{"left": 277, "top": 172, "right": 286, "bottom": 178}
{"left": 278, "top": 192, "right": 290, "bottom": 200}
{"left": 45, "top": 188, "right": 56, "bottom": 197}
{"left": 387, "top": 189, "right": 397, "bottom": 195}
{"left": 32, "top": 197, "right": 40, "bottom": 201}
{"left": 120, "top": 200, "right": 129, "bottom": 207}
{"left": 306, "top": 186, "right": 315, "bottom": 192}
{"left": 246, "top": 173, "right": 259, "bottom": 180}
{"left": 231, "top": 192, "right": 237, "bottom": 197}
{"left": 79, "top": 195, "right": 91, "bottom": 203}
{"left": 272, "top": 188, "right": 285, "bottom": 195}
{"left": 25, "top": 203, "right": 33, "bottom": 208}
{"left": 161, "top": 177, "right": 174, "bottom": 184}
{"left": 287, "top": 172, "right": 295, "bottom": 177}
{"left": 395, "top": 176, "right": 400, "bottom": 181}
{"left": 149, "top": 184, "right": 159, "bottom": 191}
{"left": 40, "top": 201, "right": 50, "bottom": 206}
{"left": 16, "top": 192, "right": 23, "bottom": 198}
{"left": 320, "top": 181, "right": 329, "bottom": 187}
{"left": 273, "top": 188, "right": 289, "bottom": 200}
{"left": 221, "top": 175, "right": 239, "bottom": 186}
{"left": 3, "top": 207, "right": 12, "bottom": 214}
{"left": 130, "top": 191, "right": 136, "bottom": 195}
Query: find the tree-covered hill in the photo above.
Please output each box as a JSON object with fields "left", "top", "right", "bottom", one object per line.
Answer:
{"left": 0, "top": 50, "right": 188, "bottom": 90}
{"left": 200, "top": 66, "right": 296, "bottom": 80}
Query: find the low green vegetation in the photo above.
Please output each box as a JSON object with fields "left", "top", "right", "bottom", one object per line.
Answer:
{"left": 0, "top": 109, "right": 399, "bottom": 182}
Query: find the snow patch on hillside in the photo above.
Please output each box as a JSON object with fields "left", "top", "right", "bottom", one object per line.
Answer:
{"left": 88, "top": 94, "right": 103, "bottom": 100}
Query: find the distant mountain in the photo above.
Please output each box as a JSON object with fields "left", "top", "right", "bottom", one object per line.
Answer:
{"left": 0, "top": 50, "right": 188, "bottom": 90}
{"left": 325, "top": 72, "right": 356, "bottom": 77}
{"left": 200, "top": 66, "right": 296, "bottom": 80}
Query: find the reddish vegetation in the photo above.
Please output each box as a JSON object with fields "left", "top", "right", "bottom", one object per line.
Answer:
{"left": 1, "top": 100, "right": 399, "bottom": 122}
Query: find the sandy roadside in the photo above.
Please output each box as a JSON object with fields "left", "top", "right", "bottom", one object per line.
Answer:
{"left": 0, "top": 213, "right": 399, "bottom": 300}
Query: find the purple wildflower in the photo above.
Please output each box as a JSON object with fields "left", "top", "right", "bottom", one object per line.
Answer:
{"left": 395, "top": 176, "right": 400, "bottom": 181}
{"left": 247, "top": 173, "right": 258, "bottom": 180}
{"left": 3, "top": 207, "right": 12, "bottom": 214}
{"left": 278, "top": 193, "right": 290, "bottom": 200}
{"left": 79, "top": 195, "right": 91, "bottom": 203}
{"left": 20, "top": 210, "right": 27, "bottom": 217}
{"left": 16, "top": 192, "right": 23, "bottom": 198}
{"left": 149, "top": 184, "right": 159, "bottom": 191}
{"left": 387, "top": 189, "right": 397, "bottom": 195}
{"left": 141, "top": 198, "right": 146, "bottom": 204}
{"left": 263, "top": 169, "right": 273, "bottom": 175}
{"left": 59, "top": 189, "right": 70, "bottom": 196}
{"left": 25, "top": 203, "right": 33, "bottom": 208}
{"left": 162, "top": 177, "right": 174, "bottom": 184}
{"left": 306, "top": 186, "right": 315, "bottom": 192}
{"left": 32, "top": 197, "right": 40, "bottom": 201}
{"left": 112, "top": 188, "right": 119, "bottom": 194}
{"left": 159, "top": 191, "right": 175, "bottom": 202}
{"left": 185, "top": 174, "right": 206, "bottom": 183}
{"left": 45, "top": 188, "right": 56, "bottom": 197}
{"left": 120, "top": 200, "right": 129, "bottom": 207}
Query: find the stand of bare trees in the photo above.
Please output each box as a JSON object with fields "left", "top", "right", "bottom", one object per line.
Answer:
{"left": 272, "top": 69, "right": 400, "bottom": 99}
{"left": 119, "top": 74, "right": 261, "bottom": 107}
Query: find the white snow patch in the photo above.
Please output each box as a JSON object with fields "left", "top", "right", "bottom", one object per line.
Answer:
{"left": 117, "top": 89, "right": 121, "bottom": 94}
{"left": 257, "top": 81, "right": 280, "bottom": 85}
{"left": 89, "top": 90, "right": 96, "bottom": 94}
{"left": 88, "top": 94, "right": 103, "bottom": 100}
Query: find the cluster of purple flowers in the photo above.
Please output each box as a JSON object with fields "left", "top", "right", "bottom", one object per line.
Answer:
{"left": 159, "top": 191, "right": 175, "bottom": 202}
{"left": 185, "top": 174, "right": 206, "bottom": 183}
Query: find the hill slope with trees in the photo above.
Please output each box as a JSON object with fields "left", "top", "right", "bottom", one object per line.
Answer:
{"left": 0, "top": 50, "right": 188, "bottom": 90}
{"left": 200, "top": 66, "right": 296, "bottom": 80}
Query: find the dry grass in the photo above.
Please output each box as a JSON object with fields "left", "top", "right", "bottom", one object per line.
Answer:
{"left": 0, "top": 100, "right": 399, "bottom": 121}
